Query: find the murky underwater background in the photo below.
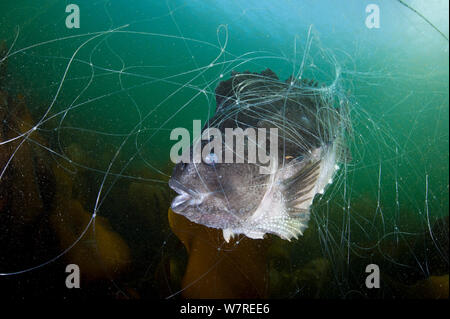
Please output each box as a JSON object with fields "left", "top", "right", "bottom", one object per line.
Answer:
{"left": 0, "top": 0, "right": 448, "bottom": 299}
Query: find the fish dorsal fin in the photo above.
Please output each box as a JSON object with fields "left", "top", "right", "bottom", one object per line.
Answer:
{"left": 214, "top": 68, "right": 279, "bottom": 112}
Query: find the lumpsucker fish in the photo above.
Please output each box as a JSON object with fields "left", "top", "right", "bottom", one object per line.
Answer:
{"left": 169, "top": 69, "right": 349, "bottom": 242}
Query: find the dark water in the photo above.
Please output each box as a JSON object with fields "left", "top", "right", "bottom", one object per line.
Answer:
{"left": 0, "top": 0, "right": 448, "bottom": 299}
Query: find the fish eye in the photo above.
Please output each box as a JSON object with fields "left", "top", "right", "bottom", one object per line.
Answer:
{"left": 204, "top": 153, "right": 218, "bottom": 165}
{"left": 179, "top": 161, "right": 187, "bottom": 171}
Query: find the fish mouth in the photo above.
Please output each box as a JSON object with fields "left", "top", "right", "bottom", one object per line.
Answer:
{"left": 169, "top": 179, "right": 200, "bottom": 212}
{"left": 169, "top": 178, "right": 238, "bottom": 229}
{"left": 171, "top": 192, "right": 191, "bottom": 211}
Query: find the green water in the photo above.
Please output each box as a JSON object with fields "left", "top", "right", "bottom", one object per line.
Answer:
{"left": 0, "top": 0, "right": 448, "bottom": 298}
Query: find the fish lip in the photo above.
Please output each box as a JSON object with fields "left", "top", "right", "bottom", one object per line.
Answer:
{"left": 169, "top": 178, "right": 197, "bottom": 211}
{"left": 169, "top": 178, "right": 194, "bottom": 196}
{"left": 171, "top": 193, "right": 191, "bottom": 211}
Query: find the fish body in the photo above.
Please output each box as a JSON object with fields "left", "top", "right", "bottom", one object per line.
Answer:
{"left": 169, "top": 69, "right": 347, "bottom": 242}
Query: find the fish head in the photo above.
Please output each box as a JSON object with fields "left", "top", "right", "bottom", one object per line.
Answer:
{"left": 169, "top": 153, "right": 268, "bottom": 230}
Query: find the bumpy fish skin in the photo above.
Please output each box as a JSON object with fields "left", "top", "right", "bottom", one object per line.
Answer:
{"left": 169, "top": 69, "right": 346, "bottom": 242}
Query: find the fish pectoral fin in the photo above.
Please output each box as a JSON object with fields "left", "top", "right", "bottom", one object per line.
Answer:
{"left": 260, "top": 215, "right": 310, "bottom": 240}
{"left": 222, "top": 227, "right": 266, "bottom": 242}
{"left": 335, "top": 137, "right": 352, "bottom": 163}
{"left": 222, "top": 228, "right": 234, "bottom": 243}
{"left": 282, "top": 157, "right": 321, "bottom": 216}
